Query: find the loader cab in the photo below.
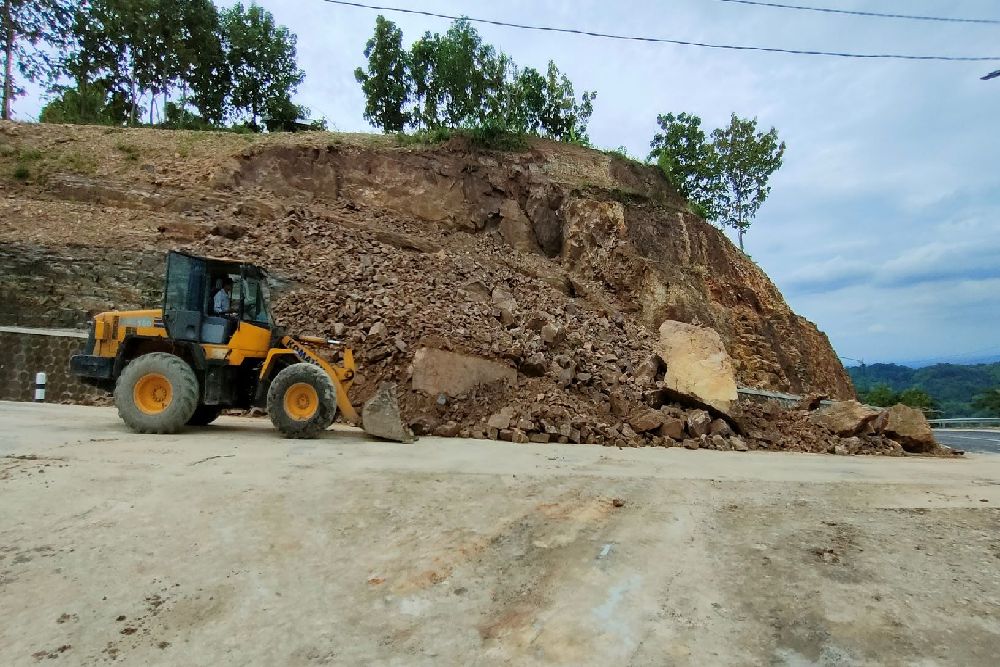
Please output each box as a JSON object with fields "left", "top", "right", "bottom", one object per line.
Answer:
{"left": 163, "top": 250, "right": 273, "bottom": 344}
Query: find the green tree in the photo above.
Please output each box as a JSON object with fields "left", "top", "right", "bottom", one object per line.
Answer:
{"left": 435, "top": 19, "right": 485, "bottom": 127}
{"left": 408, "top": 30, "right": 441, "bottom": 129}
{"left": 410, "top": 19, "right": 508, "bottom": 129}
{"left": 354, "top": 15, "right": 410, "bottom": 133}
{"left": 263, "top": 93, "right": 315, "bottom": 132}
{"left": 174, "top": 0, "right": 229, "bottom": 126}
{"left": 1, "top": 0, "right": 74, "bottom": 119}
{"left": 648, "top": 112, "right": 719, "bottom": 218}
{"left": 476, "top": 49, "right": 513, "bottom": 130}
{"left": 70, "top": 0, "right": 160, "bottom": 125}
{"left": 360, "top": 16, "right": 596, "bottom": 142}
{"left": 861, "top": 383, "right": 899, "bottom": 407}
{"left": 56, "top": 0, "right": 229, "bottom": 127}
{"left": 710, "top": 114, "right": 785, "bottom": 251}
{"left": 40, "top": 85, "right": 121, "bottom": 125}
{"left": 507, "top": 65, "right": 546, "bottom": 134}
{"left": 972, "top": 389, "right": 1000, "bottom": 417}
{"left": 538, "top": 60, "right": 595, "bottom": 144}
{"left": 897, "top": 387, "right": 937, "bottom": 413}
{"left": 222, "top": 1, "right": 304, "bottom": 130}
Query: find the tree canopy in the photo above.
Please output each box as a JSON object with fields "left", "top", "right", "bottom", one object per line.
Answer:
{"left": 1, "top": 0, "right": 74, "bottom": 120}
{"left": 648, "top": 112, "right": 720, "bottom": 220}
{"left": 222, "top": 1, "right": 304, "bottom": 130}
{"left": 35, "top": 0, "right": 310, "bottom": 132}
{"left": 972, "top": 389, "right": 1000, "bottom": 417}
{"left": 848, "top": 362, "right": 1000, "bottom": 418}
{"left": 355, "top": 15, "right": 596, "bottom": 143}
{"left": 712, "top": 114, "right": 785, "bottom": 252}
{"left": 649, "top": 112, "right": 785, "bottom": 251}
{"left": 354, "top": 15, "right": 410, "bottom": 133}
{"left": 857, "top": 383, "right": 937, "bottom": 413}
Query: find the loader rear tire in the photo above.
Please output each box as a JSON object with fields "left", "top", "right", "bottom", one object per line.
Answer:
{"left": 267, "top": 363, "right": 337, "bottom": 439}
{"left": 186, "top": 405, "right": 223, "bottom": 426}
{"left": 115, "top": 353, "right": 198, "bottom": 434}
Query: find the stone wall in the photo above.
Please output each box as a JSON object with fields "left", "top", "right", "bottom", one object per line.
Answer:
{"left": 0, "top": 328, "right": 107, "bottom": 403}
{"left": 0, "top": 243, "right": 163, "bottom": 329}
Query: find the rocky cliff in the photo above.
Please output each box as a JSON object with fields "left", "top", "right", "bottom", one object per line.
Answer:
{"left": 0, "top": 121, "right": 854, "bottom": 414}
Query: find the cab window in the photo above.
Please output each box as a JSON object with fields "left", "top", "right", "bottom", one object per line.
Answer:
{"left": 240, "top": 277, "right": 272, "bottom": 325}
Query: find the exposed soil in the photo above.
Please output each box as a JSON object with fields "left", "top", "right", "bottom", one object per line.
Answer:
{"left": 0, "top": 120, "right": 888, "bottom": 453}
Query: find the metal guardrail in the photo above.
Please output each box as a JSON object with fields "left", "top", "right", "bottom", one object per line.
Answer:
{"left": 736, "top": 387, "right": 835, "bottom": 408}
{"left": 737, "top": 389, "right": 1000, "bottom": 428}
{"left": 737, "top": 387, "right": 801, "bottom": 402}
{"left": 928, "top": 418, "right": 1000, "bottom": 429}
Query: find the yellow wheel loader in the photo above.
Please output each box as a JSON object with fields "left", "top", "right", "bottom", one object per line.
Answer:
{"left": 70, "top": 250, "right": 383, "bottom": 439}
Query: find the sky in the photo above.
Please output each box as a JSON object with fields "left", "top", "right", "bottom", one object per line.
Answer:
{"left": 17, "top": 0, "right": 1000, "bottom": 366}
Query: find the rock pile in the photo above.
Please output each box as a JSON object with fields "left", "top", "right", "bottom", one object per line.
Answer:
{"left": 191, "top": 199, "right": 953, "bottom": 457}
{"left": 0, "top": 122, "right": 955, "bottom": 456}
{"left": 194, "top": 201, "right": 659, "bottom": 432}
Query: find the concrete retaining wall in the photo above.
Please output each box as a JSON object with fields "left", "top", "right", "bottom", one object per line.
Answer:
{"left": 0, "top": 328, "right": 107, "bottom": 403}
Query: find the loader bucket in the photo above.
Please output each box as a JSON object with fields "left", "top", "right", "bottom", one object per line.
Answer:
{"left": 361, "top": 383, "right": 415, "bottom": 443}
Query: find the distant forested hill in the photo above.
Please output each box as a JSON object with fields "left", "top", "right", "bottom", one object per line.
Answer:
{"left": 848, "top": 362, "right": 1000, "bottom": 417}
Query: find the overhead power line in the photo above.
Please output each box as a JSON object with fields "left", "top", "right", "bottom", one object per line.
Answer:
{"left": 717, "top": 0, "right": 1000, "bottom": 26}
{"left": 319, "top": 0, "right": 1000, "bottom": 62}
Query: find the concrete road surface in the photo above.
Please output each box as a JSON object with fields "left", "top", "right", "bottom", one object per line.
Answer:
{"left": 2, "top": 402, "right": 1000, "bottom": 666}
{"left": 934, "top": 429, "right": 1000, "bottom": 454}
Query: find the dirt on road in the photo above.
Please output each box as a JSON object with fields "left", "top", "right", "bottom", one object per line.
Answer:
{"left": 1, "top": 402, "right": 999, "bottom": 666}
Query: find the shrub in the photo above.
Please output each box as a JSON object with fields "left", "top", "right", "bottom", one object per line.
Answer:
{"left": 115, "top": 142, "right": 141, "bottom": 161}
{"left": 464, "top": 125, "right": 527, "bottom": 151}
{"left": 395, "top": 127, "right": 454, "bottom": 146}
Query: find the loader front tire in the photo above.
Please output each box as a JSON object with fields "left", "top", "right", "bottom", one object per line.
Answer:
{"left": 267, "top": 363, "right": 337, "bottom": 439}
{"left": 115, "top": 353, "right": 199, "bottom": 434}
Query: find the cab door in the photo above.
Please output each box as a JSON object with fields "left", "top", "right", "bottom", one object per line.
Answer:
{"left": 162, "top": 251, "right": 207, "bottom": 342}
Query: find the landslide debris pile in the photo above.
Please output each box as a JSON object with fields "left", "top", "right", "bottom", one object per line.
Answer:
{"left": 194, "top": 201, "right": 663, "bottom": 443}
{"left": 0, "top": 122, "right": 949, "bottom": 455}
{"left": 191, "top": 183, "right": 947, "bottom": 457}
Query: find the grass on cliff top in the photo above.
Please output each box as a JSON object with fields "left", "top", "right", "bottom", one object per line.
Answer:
{"left": 0, "top": 122, "right": 400, "bottom": 186}
{"left": 0, "top": 120, "right": 669, "bottom": 197}
{"left": 394, "top": 126, "right": 530, "bottom": 151}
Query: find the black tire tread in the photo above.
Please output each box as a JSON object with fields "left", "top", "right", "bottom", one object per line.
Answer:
{"left": 114, "top": 352, "right": 199, "bottom": 434}
{"left": 266, "top": 363, "right": 337, "bottom": 439}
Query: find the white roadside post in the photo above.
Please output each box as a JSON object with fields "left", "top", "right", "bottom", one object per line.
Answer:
{"left": 34, "top": 372, "right": 46, "bottom": 402}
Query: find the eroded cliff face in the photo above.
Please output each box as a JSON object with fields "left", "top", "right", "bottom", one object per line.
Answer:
{"left": 0, "top": 122, "right": 854, "bottom": 401}
{"left": 218, "top": 138, "right": 854, "bottom": 399}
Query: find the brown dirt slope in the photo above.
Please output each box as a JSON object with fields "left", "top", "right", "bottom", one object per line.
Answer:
{"left": 0, "top": 121, "right": 859, "bottom": 448}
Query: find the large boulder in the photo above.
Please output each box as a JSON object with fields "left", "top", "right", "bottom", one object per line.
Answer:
{"left": 362, "top": 383, "right": 415, "bottom": 443}
{"left": 655, "top": 320, "right": 738, "bottom": 414}
{"left": 809, "top": 400, "right": 880, "bottom": 437}
{"left": 411, "top": 347, "right": 517, "bottom": 397}
{"left": 657, "top": 416, "right": 686, "bottom": 440}
{"left": 874, "top": 404, "right": 937, "bottom": 453}
{"left": 629, "top": 408, "right": 665, "bottom": 433}
{"left": 498, "top": 199, "right": 541, "bottom": 253}
{"left": 686, "top": 410, "right": 712, "bottom": 437}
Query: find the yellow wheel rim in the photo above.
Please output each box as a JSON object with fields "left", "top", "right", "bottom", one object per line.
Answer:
{"left": 284, "top": 382, "right": 319, "bottom": 421}
{"left": 134, "top": 373, "right": 173, "bottom": 415}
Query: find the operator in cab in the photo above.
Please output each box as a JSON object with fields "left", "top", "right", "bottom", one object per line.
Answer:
{"left": 212, "top": 277, "right": 238, "bottom": 318}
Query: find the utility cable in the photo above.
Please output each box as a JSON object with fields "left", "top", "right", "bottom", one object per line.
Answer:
{"left": 716, "top": 0, "right": 1000, "bottom": 26}
{"left": 319, "top": 0, "right": 1000, "bottom": 61}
